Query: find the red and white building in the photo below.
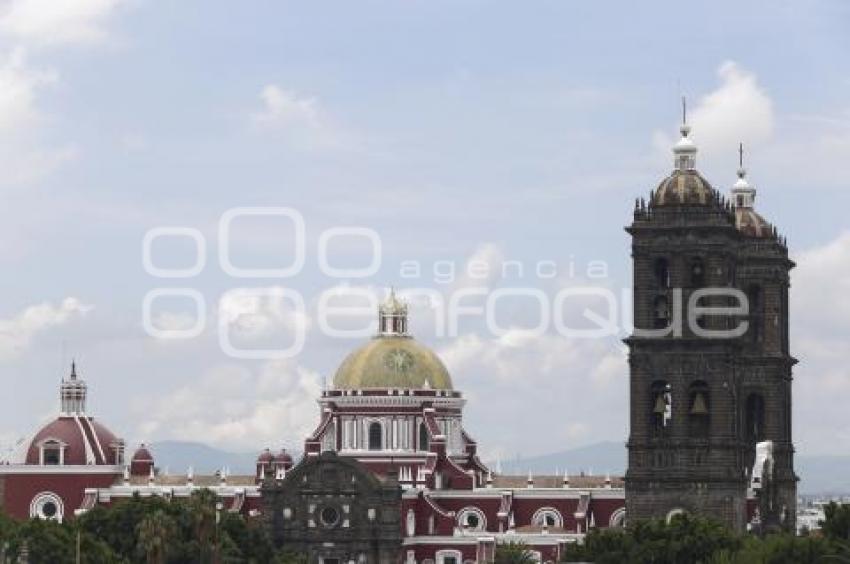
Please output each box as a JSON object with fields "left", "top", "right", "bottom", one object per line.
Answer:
{"left": 0, "top": 294, "right": 627, "bottom": 561}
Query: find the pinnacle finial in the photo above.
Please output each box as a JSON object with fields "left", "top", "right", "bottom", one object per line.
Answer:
{"left": 737, "top": 142, "right": 747, "bottom": 179}
{"left": 70, "top": 360, "right": 77, "bottom": 380}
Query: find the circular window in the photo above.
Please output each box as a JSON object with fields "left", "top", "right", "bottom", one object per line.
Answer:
{"left": 41, "top": 501, "right": 57, "bottom": 518}
{"left": 320, "top": 506, "right": 340, "bottom": 527}
{"left": 30, "top": 492, "right": 64, "bottom": 523}
{"left": 457, "top": 507, "right": 486, "bottom": 531}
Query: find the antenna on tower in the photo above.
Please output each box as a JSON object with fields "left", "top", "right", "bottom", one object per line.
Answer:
{"left": 681, "top": 96, "right": 687, "bottom": 125}
{"left": 739, "top": 142, "right": 744, "bottom": 168}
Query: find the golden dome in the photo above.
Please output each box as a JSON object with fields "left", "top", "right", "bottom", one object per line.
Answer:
{"left": 333, "top": 335, "right": 453, "bottom": 390}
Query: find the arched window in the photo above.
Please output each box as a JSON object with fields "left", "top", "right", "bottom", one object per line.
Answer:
{"left": 747, "top": 285, "right": 763, "bottom": 343}
{"left": 419, "top": 422, "right": 430, "bottom": 451}
{"left": 650, "top": 381, "right": 672, "bottom": 436}
{"left": 688, "top": 381, "right": 710, "bottom": 438}
{"left": 532, "top": 507, "right": 564, "bottom": 529}
{"left": 368, "top": 422, "right": 383, "bottom": 451}
{"left": 456, "top": 507, "right": 486, "bottom": 531}
{"left": 653, "top": 296, "right": 670, "bottom": 329}
{"left": 690, "top": 258, "right": 705, "bottom": 288}
{"left": 746, "top": 393, "right": 765, "bottom": 443}
{"left": 30, "top": 492, "right": 64, "bottom": 523}
{"left": 666, "top": 508, "right": 687, "bottom": 524}
{"left": 609, "top": 507, "right": 626, "bottom": 528}
{"left": 654, "top": 258, "right": 671, "bottom": 288}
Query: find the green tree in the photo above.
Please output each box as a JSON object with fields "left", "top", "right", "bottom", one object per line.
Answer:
{"left": 823, "top": 503, "right": 850, "bottom": 542}
{"left": 495, "top": 542, "right": 538, "bottom": 564}
{"left": 137, "top": 510, "right": 176, "bottom": 564}
{"left": 273, "top": 550, "right": 309, "bottom": 564}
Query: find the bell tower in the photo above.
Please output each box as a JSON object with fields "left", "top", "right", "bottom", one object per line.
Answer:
{"left": 625, "top": 111, "right": 796, "bottom": 532}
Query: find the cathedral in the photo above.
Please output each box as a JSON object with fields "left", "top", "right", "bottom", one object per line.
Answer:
{"left": 625, "top": 112, "right": 796, "bottom": 532}
{"left": 0, "top": 111, "right": 795, "bottom": 560}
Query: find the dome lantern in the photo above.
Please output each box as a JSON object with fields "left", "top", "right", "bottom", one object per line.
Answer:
{"left": 651, "top": 100, "right": 713, "bottom": 207}
{"left": 378, "top": 288, "right": 408, "bottom": 336}
{"left": 731, "top": 143, "right": 773, "bottom": 238}
{"left": 673, "top": 97, "right": 698, "bottom": 171}
{"left": 60, "top": 361, "right": 87, "bottom": 416}
{"left": 731, "top": 143, "right": 757, "bottom": 209}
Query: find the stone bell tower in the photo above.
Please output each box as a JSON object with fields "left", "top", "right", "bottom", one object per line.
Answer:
{"left": 625, "top": 109, "right": 796, "bottom": 532}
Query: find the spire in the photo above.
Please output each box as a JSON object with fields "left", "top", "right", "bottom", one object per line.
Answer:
{"left": 673, "top": 96, "right": 698, "bottom": 171}
{"left": 70, "top": 360, "right": 77, "bottom": 380}
{"left": 378, "top": 288, "right": 409, "bottom": 336}
{"left": 731, "top": 142, "right": 757, "bottom": 208}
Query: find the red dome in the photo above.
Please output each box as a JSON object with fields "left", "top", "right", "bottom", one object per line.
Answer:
{"left": 273, "top": 449, "right": 294, "bottom": 466}
{"left": 132, "top": 444, "right": 154, "bottom": 462}
{"left": 23, "top": 416, "right": 122, "bottom": 466}
{"left": 257, "top": 448, "right": 274, "bottom": 463}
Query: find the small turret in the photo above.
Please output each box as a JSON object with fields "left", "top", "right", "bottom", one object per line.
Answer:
{"left": 60, "top": 361, "right": 87, "bottom": 415}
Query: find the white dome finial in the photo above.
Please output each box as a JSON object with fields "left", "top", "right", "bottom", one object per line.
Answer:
{"left": 673, "top": 96, "right": 697, "bottom": 171}
{"left": 732, "top": 142, "right": 756, "bottom": 208}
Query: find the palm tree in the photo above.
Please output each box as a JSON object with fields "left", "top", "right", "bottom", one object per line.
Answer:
{"left": 137, "top": 510, "right": 176, "bottom": 564}
{"left": 189, "top": 490, "right": 217, "bottom": 560}
{"left": 494, "top": 542, "right": 538, "bottom": 564}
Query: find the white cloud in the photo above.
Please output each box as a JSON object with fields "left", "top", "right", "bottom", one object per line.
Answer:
{"left": 653, "top": 61, "right": 774, "bottom": 171}
{"left": 0, "top": 0, "right": 126, "bottom": 46}
{"left": 790, "top": 231, "right": 850, "bottom": 454}
{"left": 794, "top": 231, "right": 850, "bottom": 332}
{"left": 251, "top": 84, "right": 347, "bottom": 150}
{"left": 0, "top": 48, "right": 75, "bottom": 187}
{"left": 438, "top": 330, "right": 627, "bottom": 457}
{"left": 218, "top": 288, "right": 312, "bottom": 339}
{"left": 0, "top": 47, "right": 54, "bottom": 129}
{"left": 137, "top": 360, "right": 322, "bottom": 451}
{"left": 0, "top": 297, "right": 93, "bottom": 359}
{"left": 254, "top": 85, "right": 321, "bottom": 129}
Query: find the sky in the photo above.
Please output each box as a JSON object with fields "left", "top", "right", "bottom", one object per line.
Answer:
{"left": 0, "top": 0, "right": 849, "bottom": 464}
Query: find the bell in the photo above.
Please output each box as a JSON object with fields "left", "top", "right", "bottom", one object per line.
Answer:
{"left": 653, "top": 395, "right": 667, "bottom": 415}
{"left": 690, "top": 392, "right": 708, "bottom": 415}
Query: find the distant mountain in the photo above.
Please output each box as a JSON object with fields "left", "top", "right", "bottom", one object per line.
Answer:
{"left": 148, "top": 441, "right": 260, "bottom": 475}
{"left": 494, "top": 441, "right": 626, "bottom": 477}
{"left": 492, "top": 441, "right": 850, "bottom": 495}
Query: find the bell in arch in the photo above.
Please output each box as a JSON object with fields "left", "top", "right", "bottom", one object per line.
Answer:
{"left": 653, "top": 394, "right": 667, "bottom": 415}
{"left": 690, "top": 392, "right": 709, "bottom": 415}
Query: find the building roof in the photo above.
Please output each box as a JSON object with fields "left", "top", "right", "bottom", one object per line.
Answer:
{"left": 132, "top": 444, "right": 154, "bottom": 462}
{"left": 653, "top": 169, "right": 715, "bottom": 206}
{"left": 491, "top": 474, "right": 623, "bottom": 489}
{"left": 19, "top": 416, "right": 121, "bottom": 465}
{"left": 735, "top": 207, "right": 773, "bottom": 238}
{"left": 333, "top": 335, "right": 453, "bottom": 390}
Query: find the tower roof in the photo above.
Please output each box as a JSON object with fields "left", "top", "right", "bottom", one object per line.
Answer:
{"left": 652, "top": 100, "right": 715, "bottom": 207}
{"left": 731, "top": 144, "right": 773, "bottom": 238}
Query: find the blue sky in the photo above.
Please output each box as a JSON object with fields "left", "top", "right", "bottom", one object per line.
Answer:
{"left": 0, "top": 0, "right": 849, "bottom": 462}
